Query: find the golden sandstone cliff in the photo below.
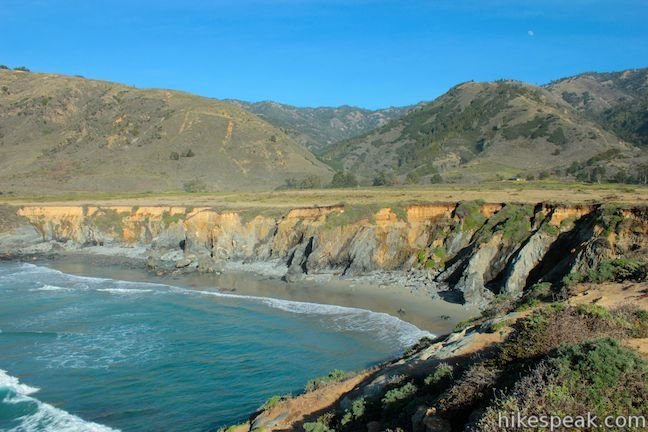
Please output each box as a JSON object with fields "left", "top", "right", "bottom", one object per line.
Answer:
{"left": 2, "top": 202, "right": 646, "bottom": 307}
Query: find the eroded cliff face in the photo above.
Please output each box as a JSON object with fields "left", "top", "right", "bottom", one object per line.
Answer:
{"left": 5, "top": 201, "right": 647, "bottom": 307}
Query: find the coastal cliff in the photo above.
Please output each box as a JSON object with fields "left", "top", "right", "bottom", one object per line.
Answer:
{"left": 2, "top": 201, "right": 646, "bottom": 307}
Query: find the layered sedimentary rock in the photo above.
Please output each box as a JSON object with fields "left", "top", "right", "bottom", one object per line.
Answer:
{"left": 2, "top": 202, "right": 646, "bottom": 307}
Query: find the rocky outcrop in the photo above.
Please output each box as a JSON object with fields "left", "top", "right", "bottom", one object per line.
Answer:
{"left": 2, "top": 202, "right": 646, "bottom": 307}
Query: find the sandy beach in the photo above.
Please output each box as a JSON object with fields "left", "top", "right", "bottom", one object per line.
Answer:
{"left": 40, "top": 253, "right": 477, "bottom": 336}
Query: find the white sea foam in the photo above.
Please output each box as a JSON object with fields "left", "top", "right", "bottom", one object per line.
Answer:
{"left": 32, "top": 284, "right": 71, "bottom": 292}
{"left": 12, "top": 263, "right": 433, "bottom": 348}
{"left": 1, "top": 369, "right": 117, "bottom": 430}
{"left": 96, "top": 287, "right": 153, "bottom": 295}
{"left": 0, "top": 369, "right": 40, "bottom": 395}
{"left": 36, "top": 323, "right": 164, "bottom": 369}
{"left": 184, "top": 288, "right": 434, "bottom": 347}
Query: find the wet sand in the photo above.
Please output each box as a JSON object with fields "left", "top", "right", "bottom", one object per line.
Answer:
{"left": 41, "top": 254, "right": 478, "bottom": 336}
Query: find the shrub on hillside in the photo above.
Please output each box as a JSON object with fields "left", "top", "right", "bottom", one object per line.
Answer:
{"left": 330, "top": 171, "right": 358, "bottom": 188}
{"left": 479, "top": 338, "right": 648, "bottom": 431}
{"left": 183, "top": 179, "right": 207, "bottom": 193}
{"left": 372, "top": 170, "right": 398, "bottom": 186}
{"left": 305, "top": 370, "right": 353, "bottom": 392}
{"left": 500, "top": 303, "right": 648, "bottom": 362}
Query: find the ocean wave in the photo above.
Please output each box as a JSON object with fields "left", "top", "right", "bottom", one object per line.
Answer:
{"left": 0, "top": 369, "right": 40, "bottom": 395}
{"left": 187, "top": 289, "right": 434, "bottom": 347}
{"left": 31, "top": 284, "right": 71, "bottom": 292}
{"left": 36, "top": 324, "right": 164, "bottom": 369}
{"left": 10, "top": 263, "right": 432, "bottom": 348}
{"left": 96, "top": 288, "right": 153, "bottom": 295}
{"left": 0, "top": 369, "right": 118, "bottom": 431}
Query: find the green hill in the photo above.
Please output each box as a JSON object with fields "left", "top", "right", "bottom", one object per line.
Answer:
{"left": 0, "top": 69, "right": 332, "bottom": 194}
{"left": 547, "top": 68, "right": 648, "bottom": 147}
{"left": 229, "top": 100, "right": 413, "bottom": 153}
{"left": 321, "top": 79, "right": 643, "bottom": 184}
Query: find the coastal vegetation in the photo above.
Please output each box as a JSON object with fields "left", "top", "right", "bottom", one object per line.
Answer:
{"left": 230, "top": 300, "right": 648, "bottom": 432}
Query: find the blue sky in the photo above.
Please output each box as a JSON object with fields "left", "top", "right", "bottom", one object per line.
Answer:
{"left": 1, "top": 0, "right": 647, "bottom": 108}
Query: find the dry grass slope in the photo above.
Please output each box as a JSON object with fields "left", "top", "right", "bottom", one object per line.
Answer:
{"left": 0, "top": 69, "right": 332, "bottom": 194}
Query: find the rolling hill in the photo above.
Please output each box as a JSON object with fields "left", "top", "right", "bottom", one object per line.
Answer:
{"left": 547, "top": 68, "right": 648, "bottom": 147}
{"left": 0, "top": 69, "right": 332, "bottom": 194}
{"left": 229, "top": 100, "right": 413, "bottom": 153}
{"left": 321, "top": 78, "right": 645, "bottom": 184}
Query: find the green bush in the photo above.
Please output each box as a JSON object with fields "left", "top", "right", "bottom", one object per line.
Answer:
{"left": 305, "top": 370, "right": 353, "bottom": 392}
{"left": 424, "top": 363, "right": 453, "bottom": 387}
{"left": 489, "top": 318, "right": 514, "bottom": 333}
{"left": 325, "top": 205, "right": 381, "bottom": 228}
{"left": 340, "top": 397, "right": 366, "bottom": 426}
{"left": 405, "top": 171, "right": 420, "bottom": 184}
{"left": 261, "top": 393, "right": 291, "bottom": 410}
{"left": 92, "top": 209, "right": 128, "bottom": 235}
{"left": 372, "top": 170, "right": 398, "bottom": 186}
{"left": 587, "top": 258, "right": 647, "bottom": 283}
{"left": 567, "top": 258, "right": 648, "bottom": 286}
{"left": 381, "top": 382, "right": 418, "bottom": 408}
{"left": 455, "top": 200, "right": 486, "bottom": 231}
{"left": 549, "top": 338, "right": 648, "bottom": 416}
{"left": 479, "top": 338, "right": 648, "bottom": 431}
{"left": 430, "top": 173, "right": 443, "bottom": 184}
{"left": 183, "top": 179, "right": 207, "bottom": 193}
{"left": 303, "top": 421, "right": 334, "bottom": 432}
{"left": 330, "top": 171, "right": 358, "bottom": 188}
{"left": 284, "top": 175, "right": 322, "bottom": 189}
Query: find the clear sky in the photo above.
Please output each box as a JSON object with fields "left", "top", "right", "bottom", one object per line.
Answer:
{"left": 1, "top": 0, "right": 647, "bottom": 109}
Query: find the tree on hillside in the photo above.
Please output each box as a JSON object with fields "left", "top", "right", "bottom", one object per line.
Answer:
{"left": 330, "top": 171, "right": 358, "bottom": 188}
{"left": 405, "top": 172, "right": 420, "bottom": 185}
{"left": 430, "top": 173, "right": 443, "bottom": 184}
{"left": 372, "top": 170, "right": 398, "bottom": 186}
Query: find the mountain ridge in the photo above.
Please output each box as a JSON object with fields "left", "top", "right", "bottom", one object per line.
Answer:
{"left": 320, "top": 73, "right": 648, "bottom": 184}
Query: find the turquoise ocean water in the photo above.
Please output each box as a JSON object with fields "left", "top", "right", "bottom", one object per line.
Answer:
{"left": 0, "top": 262, "right": 430, "bottom": 431}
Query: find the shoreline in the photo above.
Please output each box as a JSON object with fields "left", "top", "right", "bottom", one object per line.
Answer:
{"left": 23, "top": 252, "right": 477, "bottom": 336}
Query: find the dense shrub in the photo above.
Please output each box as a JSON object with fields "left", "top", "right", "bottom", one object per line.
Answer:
{"left": 340, "top": 397, "right": 366, "bottom": 426}
{"left": 183, "top": 179, "right": 207, "bottom": 193}
{"left": 564, "top": 258, "right": 648, "bottom": 287}
{"left": 405, "top": 171, "right": 420, "bottom": 184}
{"left": 424, "top": 363, "right": 454, "bottom": 387}
{"left": 261, "top": 393, "right": 291, "bottom": 410}
{"left": 305, "top": 370, "right": 353, "bottom": 392}
{"left": 438, "top": 363, "right": 500, "bottom": 412}
{"left": 455, "top": 200, "right": 487, "bottom": 231}
{"left": 330, "top": 171, "right": 358, "bottom": 188}
{"left": 479, "top": 339, "right": 648, "bottom": 431}
{"left": 381, "top": 382, "right": 418, "bottom": 408}
{"left": 430, "top": 173, "right": 444, "bottom": 184}
{"left": 284, "top": 175, "right": 322, "bottom": 189}
{"left": 500, "top": 303, "right": 648, "bottom": 363}
{"left": 372, "top": 170, "right": 398, "bottom": 186}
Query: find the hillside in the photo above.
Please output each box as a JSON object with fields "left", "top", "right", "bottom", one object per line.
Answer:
{"left": 0, "top": 69, "right": 332, "bottom": 194}
{"left": 547, "top": 68, "right": 648, "bottom": 147}
{"left": 229, "top": 100, "right": 412, "bottom": 153}
{"left": 322, "top": 80, "right": 639, "bottom": 183}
